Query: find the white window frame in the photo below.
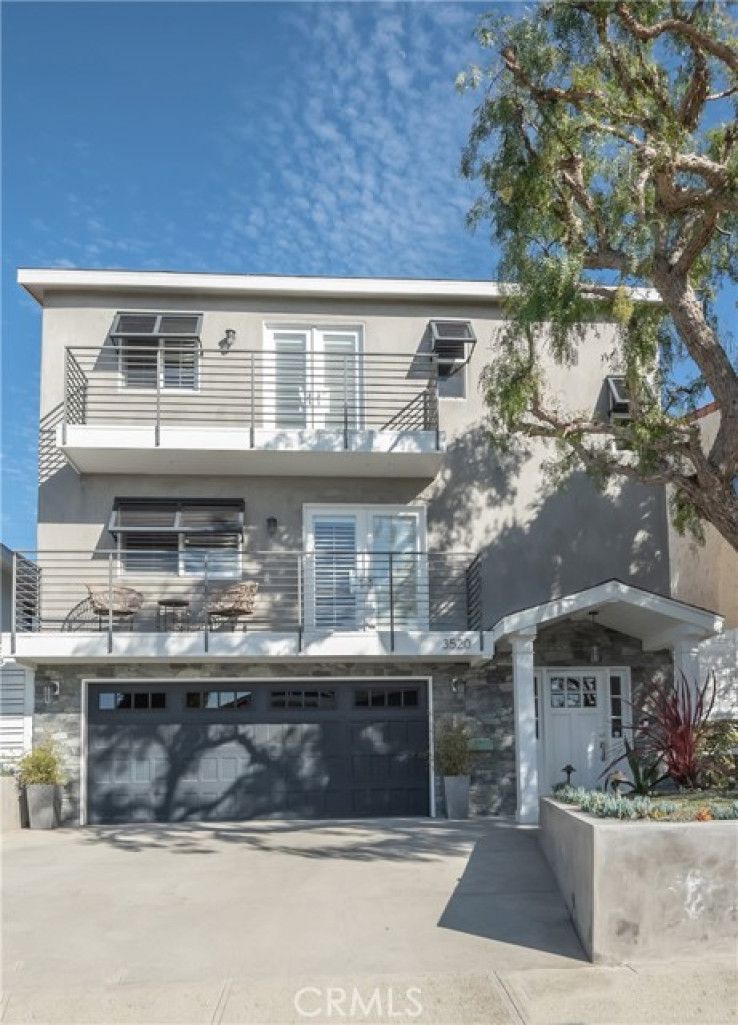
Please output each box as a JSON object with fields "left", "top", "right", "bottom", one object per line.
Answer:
{"left": 262, "top": 323, "right": 364, "bottom": 430}
{"left": 113, "top": 312, "right": 202, "bottom": 395}
{"left": 112, "top": 501, "right": 244, "bottom": 579}
{"left": 302, "top": 503, "right": 428, "bottom": 631}
{"left": 117, "top": 339, "right": 201, "bottom": 394}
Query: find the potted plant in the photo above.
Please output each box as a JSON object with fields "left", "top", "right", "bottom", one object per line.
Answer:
{"left": 18, "top": 740, "right": 65, "bottom": 829}
{"left": 435, "top": 719, "right": 472, "bottom": 819}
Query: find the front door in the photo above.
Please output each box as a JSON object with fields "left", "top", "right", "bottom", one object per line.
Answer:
{"left": 542, "top": 670, "right": 609, "bottom": 792}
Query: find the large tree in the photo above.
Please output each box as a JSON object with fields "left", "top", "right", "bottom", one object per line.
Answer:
{"left": 459, "top": 0, "right": 738, "bottom": 551}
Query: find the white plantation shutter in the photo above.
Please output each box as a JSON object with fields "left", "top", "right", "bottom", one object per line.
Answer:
{"left": 322, "top": 334, "right": 358, "bottom": 427}
{"left": 314, "top": 517, "right": 358, "bottom": 628}
{"left": 274, "top": 334, "right": 308, "bottom": 428}
{"left": 371, "top": 515, "right": 420, "bottom": 625}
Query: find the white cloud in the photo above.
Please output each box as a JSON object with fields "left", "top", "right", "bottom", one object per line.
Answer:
{"left": 210, "top": 2, "right": 493, "bottom": 279}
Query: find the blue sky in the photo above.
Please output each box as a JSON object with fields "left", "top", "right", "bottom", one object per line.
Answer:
{"left": 2, "top": 0, "right": 496, "bottom": 550}
{"left": 1, "top": 1, "right": 734, "bottom": 552}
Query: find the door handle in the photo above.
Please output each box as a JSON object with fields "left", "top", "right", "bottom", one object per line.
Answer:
{"left": 600, "top": 741, "right": 607, "bottom": 762}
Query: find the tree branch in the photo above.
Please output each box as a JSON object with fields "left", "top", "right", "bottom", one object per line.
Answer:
{"left": 614, "top": 3, "right": 738, "bottom": 74}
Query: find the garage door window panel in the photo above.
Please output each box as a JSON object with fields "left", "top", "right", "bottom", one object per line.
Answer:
{"left": 270, "top": 689, "right": 337, "bottom": 710}
{"left": 97, "top": 690, "right": 167, "bottom": 711}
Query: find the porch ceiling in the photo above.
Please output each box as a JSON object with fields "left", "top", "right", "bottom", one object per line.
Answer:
{"left": 492, "top": 579, "right": 723, "bottom": 651}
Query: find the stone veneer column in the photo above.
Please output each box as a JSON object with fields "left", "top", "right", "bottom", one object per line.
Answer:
{"left": 510, "top": 630, "right": 538, "bottom": 824}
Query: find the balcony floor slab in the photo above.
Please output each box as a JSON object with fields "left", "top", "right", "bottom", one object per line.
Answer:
{"left": 58, "top": 425, "right": 444, "bottom": 477}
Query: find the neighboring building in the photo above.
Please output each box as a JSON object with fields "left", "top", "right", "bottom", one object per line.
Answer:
{"left": 3, "top": 268, "right": 723, "bottom": 825}
{"left": 668, "top": 403, "right": 738, "bottom": 715}
{"left": 0, "top": 544, "right": 34, "bottom": 763}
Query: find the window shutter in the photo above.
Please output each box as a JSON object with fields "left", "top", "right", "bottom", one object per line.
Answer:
{"left": 159, "top": 314, "right": 200, "bottom": 336}
{"left": 115, "top": 313, "right": 159, "bottom": 335}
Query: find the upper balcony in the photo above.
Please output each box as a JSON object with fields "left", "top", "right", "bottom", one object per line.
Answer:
{"left": 5, "top": 548, "right": 488, "bottom": 662}
{"left": 59, "top": 345, "right": 443, "bottom": 477}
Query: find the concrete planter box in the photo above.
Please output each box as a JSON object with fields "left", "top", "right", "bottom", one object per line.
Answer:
{"left": 539, "top": 797, "right": 738, "bottom": 964}
{"left": 25, "top": 784, "right": 62, "bottom": 829}
{"left": 443, "top": 775, "right": 470, "bottom": 819}
{"left": 0, "top": 776, "right": 24, "bottom": 831}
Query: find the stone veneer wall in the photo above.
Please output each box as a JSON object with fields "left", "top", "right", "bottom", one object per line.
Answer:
{"left": 32, "top": 659, "right": 516, "bottom": 824}
{"left": 31, "top": 623, "right": 672, "bottom": 825}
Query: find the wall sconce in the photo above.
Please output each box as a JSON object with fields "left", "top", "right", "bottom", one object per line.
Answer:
{"left": 43, "top": 680, "right": 60, "bottom": 705}
{"left": 450, "top": 677, "right": 465, "bottom": 698}
{"left": 588, "top": 610, "right": 601, "bottom": 664}
{"left": 266, "top": 516, "right": 278, "bottom": 538}
{"left": 219, "top": 329, "right": 237, "bottom": 355}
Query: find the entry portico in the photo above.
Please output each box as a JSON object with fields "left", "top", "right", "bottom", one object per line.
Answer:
{"left": 492, "top": 580, "right": 724, "bottom": 823}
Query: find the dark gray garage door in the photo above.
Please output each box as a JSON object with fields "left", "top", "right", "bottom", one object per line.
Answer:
{"left": 87, "top": 680, "right": 429, "bottom": 824}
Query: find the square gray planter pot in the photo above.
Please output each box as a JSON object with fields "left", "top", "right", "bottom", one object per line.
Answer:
{"left": 25, "top": 784, "right": 62, "bottom": 829}
{"left": 443, "top": 775, "right": 470, "bottom": 819}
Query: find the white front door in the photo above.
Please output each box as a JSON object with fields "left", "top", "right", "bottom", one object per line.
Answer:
{"left": 542, "top": 670, "right": 609, "bottom": 792}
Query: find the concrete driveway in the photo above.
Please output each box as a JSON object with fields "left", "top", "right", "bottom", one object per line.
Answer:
{"left": 2, "top": 819, "right": 735, "bottom": 1025}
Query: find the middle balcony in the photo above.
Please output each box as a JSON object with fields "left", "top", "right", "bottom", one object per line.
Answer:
{"left": 59, "top": 343, "right": 443, "bottom": 477}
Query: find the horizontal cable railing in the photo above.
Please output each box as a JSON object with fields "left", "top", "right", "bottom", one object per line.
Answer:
{"left": 63, "top": 347, "right": 440, "bottom": 446}
{"left": 11, "top": 550, "right": 479, "bottom": 646}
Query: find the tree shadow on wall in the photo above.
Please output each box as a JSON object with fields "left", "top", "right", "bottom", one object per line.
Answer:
{"left": 426, "top": 427, "right": 669, "bottom": 626}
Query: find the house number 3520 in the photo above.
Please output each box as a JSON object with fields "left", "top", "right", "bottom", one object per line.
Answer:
{"left": 442, "top": 637, "right": 473, "bottom": 650}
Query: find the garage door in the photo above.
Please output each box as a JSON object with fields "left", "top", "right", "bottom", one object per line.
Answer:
{"left": 87, "top": 680, "right": 429, "bottom": 824}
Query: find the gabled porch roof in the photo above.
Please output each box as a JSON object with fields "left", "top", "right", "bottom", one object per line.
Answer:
{"left": 491, "top": 579, "right": 723, "bottom": 651}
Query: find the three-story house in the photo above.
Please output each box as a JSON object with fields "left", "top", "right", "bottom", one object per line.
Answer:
{"left": 6, "top": 268, "right": 722, "bottom": 825}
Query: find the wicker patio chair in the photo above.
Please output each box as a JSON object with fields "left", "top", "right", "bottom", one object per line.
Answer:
{"left": 206, "top": 581, "right": 258, "bottom": 630}
{"left": 85, "top": 584, "right": 144, "bottom": 630}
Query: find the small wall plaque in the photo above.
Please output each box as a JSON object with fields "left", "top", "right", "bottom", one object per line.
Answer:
{"left": 467, "top": 737, "right": 494, "bottom": 752}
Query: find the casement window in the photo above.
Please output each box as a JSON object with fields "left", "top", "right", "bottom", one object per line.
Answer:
{"left": 109, "top": 498, "right": 244, "bottom": 576}
{"left": 303, "top": 505, "right": 427, "bottom": 631}
{"left": 606, "top": 375, "right": 631, "bottom": 425}
{"left": 111, "top": 312, "right": 202, "bottom": 391}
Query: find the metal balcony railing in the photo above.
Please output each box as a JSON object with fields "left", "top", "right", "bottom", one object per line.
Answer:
{"left": 62, "top": 347, "right": 441, "bottom": 449}
{"left": 10, "top": 550, "right": 483, "bottom": 654}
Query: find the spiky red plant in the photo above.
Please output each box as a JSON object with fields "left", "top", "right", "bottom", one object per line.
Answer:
{"left": 635, "top": 673, "right": 716, "bottom": 788}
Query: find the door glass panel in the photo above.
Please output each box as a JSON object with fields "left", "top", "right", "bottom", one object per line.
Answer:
{"left": 550, "top": 676, "right": 565, "bottom": 708}
{"left": 322, "top": 334, "right": 358, "bottom": 429}
{"left": 566, "top": 677, "right": 581, "bottom": 707}
{"left": 313, "top": 517, "right": 358, "bottom": 629}
{"left": 274, "top": 333, "right": 308, "bottom": 428}
{"left": 370, "top": 514, "right": 420, "bottom": 628}
{"left": 582, "top": 675, "right": 598, "bottom": 708}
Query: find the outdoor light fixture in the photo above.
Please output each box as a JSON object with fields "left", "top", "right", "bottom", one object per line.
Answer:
{"left": 266, "top": 516, "right": 278, "bottom": 537}
{"left": 609, "top": 771, "right": 627, "bottom": 796}
{"left": 219, "top": 329, "right": 237, "bottom": 355}
{"left": 588, "top": 610, "right": 602, "bottom": 664}
{"left": 43, "top": 680, "right": 60, "bottom": 705}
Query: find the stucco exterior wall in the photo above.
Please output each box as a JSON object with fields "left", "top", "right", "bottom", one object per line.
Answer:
{"left": 668, "top": 409, "right": 738, "bottom": 627}
{"left": 34, "top": 287, "right": 671, "bottom": 620}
